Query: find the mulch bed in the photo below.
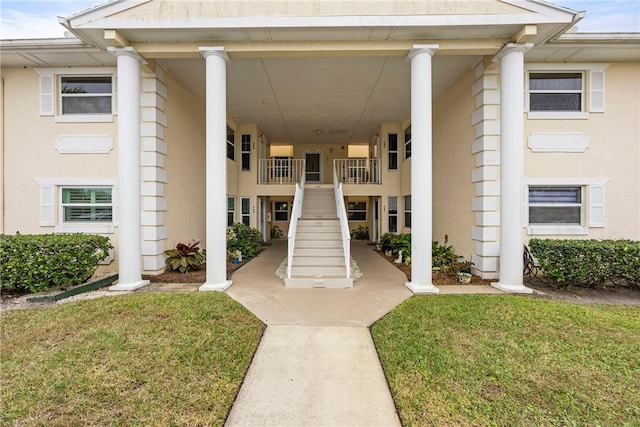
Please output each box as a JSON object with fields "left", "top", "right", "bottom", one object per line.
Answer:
{"left": 375, "top": 249, "right": 496, "bottom": 286}
{"left": 143, "top": 258, "right": 249, "bottom": 283}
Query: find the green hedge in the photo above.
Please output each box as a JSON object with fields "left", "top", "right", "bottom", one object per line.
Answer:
{"left": 0, "top": 233, "right": 113, "bottom": 293}
{"left": 529, "top": 239, "right": 640, "bottom": 289}
{"left": 226, "top": 223, "right": 263, "bottom": 260}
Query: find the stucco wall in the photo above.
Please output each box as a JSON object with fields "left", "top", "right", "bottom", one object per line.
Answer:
{"left": 432, "top": 67, "right": 476, "bottom": 259}
{"left": 1, "top": 67, "right": 119, "bottom": 270}
{"left": 524, "top": 62, "right": 640, "bottom": 240}
{"left": 163, "top": 70, "right": 207, "bottom": 248}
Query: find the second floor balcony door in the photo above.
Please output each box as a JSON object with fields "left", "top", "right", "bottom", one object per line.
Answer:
{"left": 305, "top": 153, "right": 321, "bottom": 183}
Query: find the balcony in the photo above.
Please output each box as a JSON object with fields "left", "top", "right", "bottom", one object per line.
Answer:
{"left": 258, "top": 159, "right": 305, "bottom": 184}
{"left": 334, "top": 159, "right": 381, "bottom": 184}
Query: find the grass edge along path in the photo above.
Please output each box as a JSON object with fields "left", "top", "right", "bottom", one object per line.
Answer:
{"left": 371, "top": 295, "right": 640, "bottom": 426}
{"left": 1, "top": 292, "right": 264, "bottom": 426}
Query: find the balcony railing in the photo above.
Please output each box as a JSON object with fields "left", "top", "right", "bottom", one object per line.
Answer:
{"left": 258, "top": 159, "right": 305, "bottom": 184}
{"left": 333, "top": 159, "right": 381, "bottom": 184}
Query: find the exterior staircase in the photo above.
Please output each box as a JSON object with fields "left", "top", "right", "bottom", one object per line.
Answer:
{"left": 284, "top": 185, "right": 353, "bottom": 288}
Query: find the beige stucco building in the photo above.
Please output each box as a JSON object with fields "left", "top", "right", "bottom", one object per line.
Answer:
{"left": 1, "top": 0, "right": 639, "bottom": 293}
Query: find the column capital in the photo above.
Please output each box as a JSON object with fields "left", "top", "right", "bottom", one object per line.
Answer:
{"left": 199, "top": 46, "right": 230, "bottom": 63}
{"left": 108, "top": 46, "right": 145, "bottom": 63}
{"left": 407, "top": 44, "right": 439, "bottom": 61}
{"left": 492, "top": 42, "right": 533, "bottom": 62}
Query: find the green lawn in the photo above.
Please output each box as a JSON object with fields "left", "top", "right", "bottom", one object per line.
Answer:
{"left": 1, "top": 293, "right": 264, "bottom": 426}
{"left": 371, "top": 295, "right": 640, "bottom": 427}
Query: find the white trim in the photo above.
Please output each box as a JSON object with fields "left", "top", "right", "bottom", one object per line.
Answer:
{"left": 35, "top": 178, "right": 117, "bottom": 186}
{"left": 525, "top": 63, "right": 610, "bottom": 72}
{"left": 54, "top": 114, "right": 113, "bottom": 123}
{"left": 525, "top": 178, "right": 609, "bottom": 186}
{"left": 528, "top": 132, "right": 588, "bottom": 152}
{"left": 35, "top": 67, "right": 117, "bottom": 76}
{"left": 527, "top": 225, "right": 588, "bottom": 235}
{"left": 527, "top": 111, "right": 589, "bottom": 120}
{"left": 55, "top": 135, "right": 114, "bottom": 153}
{"left": 55, "top": 224, "right": 115, "bottom": 234}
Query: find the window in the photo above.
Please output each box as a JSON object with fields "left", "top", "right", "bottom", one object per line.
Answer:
{"left": 60, "top": 76, "right": 112, "bottom": 115}
{"left": 404, "top": 126, "right": 411, "bottom": 159}
{"left": 227, "top": 126, "right": 235, "bottom": 161}
{"left": 404, "top": 195, "right": 411, "bottom": 228}
{"left": 61, "top": 187, "right": 113, "bottom": 223}
{"left": 274, "top": 201, "right": 289, "bottom": 221}
{"left": 241, "top": 134, "right": 251, "bottom": 171}
{"left": 529, "top": 73, "right": 582, "bottom": 112}
{"left": 227, "top": 196, "right": 235, "bottom": 226}
{"left": 388, "top": 133, "right": 398, "bottom": 170}
{"left": 348, "top": 201, "right": 367, "bottom": 221}
{"left": 529, "top": 186, "right": 582, "bottom": 225}
{"left": 241, "top": 197, "right": 251, "bottom": 226}
{"left": 388, "top": 197, "right": 398, "bottom": 233}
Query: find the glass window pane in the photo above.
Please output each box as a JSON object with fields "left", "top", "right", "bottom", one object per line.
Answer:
{"left": 405, "top": 212, "right": 411, "bottom": 228}
{"left": 404, "top": 196, "right": 411, "bottom": 210}
{"left": 530, "top": 73, "right": 581, "bottom": 91}
{"left": 242, "top": 216, "right": 250, "bottom": 226}
{"left": 227, "top": 197, "right": 235, "bottom": 210}
{"left": 389, "top": 216, "right": 397, "bottom": 233}
{"left": 242, "top": 198, "right": 250, "bottom": 214}
{"left": 61, "top": 76, "right": 111, "bottom": 94}
{"left": 388, "top": 197, "right": 397, "bottom": 213}
{"left": 529, "top": 206, "right": 581, "bottom": 224}
{"left": 529, "top": 187, "right": 581, "bottom": 204}
{"left": 241, "top": 134, "right": 251, "bottom": 151}
{"left": 62, "top": 97, "right": 112, "bottom": 114}
{"left": 349, "top": 212, "right": 367, "bottom": 221}
{"left": 530, "top": 93, "right": 581, "bottom": 111}
{"left": 389, "top": 153, "right": 397, "bottom": 170}
{"left": 228, "top": 213, "right": 234, "bottom": 226}
{"left": 274, "top": 212, "right": 288, "bottom": 221}
{"left": 388, "top": 134, "right": 397, "bottom": 151}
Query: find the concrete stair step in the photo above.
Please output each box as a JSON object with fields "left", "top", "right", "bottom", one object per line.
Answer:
{"left": 296, "top": 232, "right": 342, "bottom": 240}
{"left": 298, "top": 219, "right": 340, "bottom": 226}
{"left": 284, "top": 277, "right": 353, "bottom": 288}
{"left": 292, "top": 256, "right": 345, "bottom": 266}
{"left": 293, "top": 247, "right": 344, "bottom": 257}
{"left": 301, "top": 214, "right": 338, "bottom": 220}
{"left": 296, "top": 225, "right": 341, "bottom": 232}
{"left": 295, "top": 239, "right": 342, "bottom": 248}
{"left": 290, "top": 266, "right": 349, "bottom": 276}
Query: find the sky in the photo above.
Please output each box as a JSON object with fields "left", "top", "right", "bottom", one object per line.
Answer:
{"left": 0, "top": 0, "right": 639, "bottom": 39}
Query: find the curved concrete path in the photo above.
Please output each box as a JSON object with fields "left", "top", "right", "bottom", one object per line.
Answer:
{"left": 224, "top": 240, "right": 502, "bottom": 426}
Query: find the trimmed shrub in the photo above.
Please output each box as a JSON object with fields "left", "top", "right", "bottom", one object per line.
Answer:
{"left": 226, "top": 223, "right": 264, "bottom": 260}
{"left": 529, "top": 239, "right": 640, "bottom": 289}
{"left": 0, "top": 233, "right": 113, "bottom": 293}
{"left": 378, "top": 233, "right": 470, "bottom": 274}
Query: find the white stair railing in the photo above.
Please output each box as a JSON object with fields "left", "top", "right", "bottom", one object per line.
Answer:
{"left": 333, "top": 158, "right": 381, "bottom": 184}
{"left": 333, "top": 167, "right": 351, "bottom": 279}
{"left": 258, "top": 159, "right": 305, "bottom": 184}
{"left": 286, "top": 163, "right": 306, "bottom": 278}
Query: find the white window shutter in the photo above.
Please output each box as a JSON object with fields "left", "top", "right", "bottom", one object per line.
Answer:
{"left": 588, "top": 184, "right": 605, "bottom": 227}
{"left": 39, "top": 74, "right": 54, "bottom": 116}
{"left": 113, "top": 75, "right": 118, "bottom": 115}
{"left": 40, "top": 185, "right": 55, "bottom": 226}
{"left": 589, "top": 71, "right": 605, "bottom": 113}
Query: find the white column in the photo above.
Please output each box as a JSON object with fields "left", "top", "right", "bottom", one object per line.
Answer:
{"left": 199, "top": 47, "right": 232, "bottom": 291}
{"left": 492, "top": 43, "right": 533, "bottom": 294}
{"left": 405, "top": 45, "right": 439, "bottom": 294}
{"left": 109, "top": 47, "right": 149, "bottom": 291}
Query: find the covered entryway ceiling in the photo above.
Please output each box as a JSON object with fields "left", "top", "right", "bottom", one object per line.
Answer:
{"left": 160, "top": 54, "right": 478, "bottom": 145}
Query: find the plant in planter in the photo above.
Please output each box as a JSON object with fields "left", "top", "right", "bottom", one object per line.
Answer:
{"left": 164, "top": 240, "right": 206, "bottom": 273}
{"left": 350, "top": 225, "right": 369, "bottom": 240}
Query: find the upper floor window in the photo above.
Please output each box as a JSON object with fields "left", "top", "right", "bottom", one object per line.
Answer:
{"left": 388, "top": 133, "right": 398, "bottom": 170}
{"left": 404, "top": 126, "right": 411, "bottom": 159}
{"left": 227, "top": 127, "right": 235, "bottom": 161}
{"left": 525, "top": 64, "right": 608, "bottom": 119}
{"left": 241, "top": 134, "right": 251, "bottom": 171}
{"left": 60, "top": 76, "right": 112, "bottom": 115}
{"left": 529, "top": 73, "right": 582, "bottom": 112}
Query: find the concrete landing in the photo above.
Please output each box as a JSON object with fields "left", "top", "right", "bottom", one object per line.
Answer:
{"left": 225, "top": 325, "right": 401, "bottom": 427}
{"left": 226, "top": 240, "right": 413, "bottom": 326}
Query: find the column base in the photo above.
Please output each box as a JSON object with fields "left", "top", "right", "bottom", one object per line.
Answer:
{"left": 199, "top": 280, "right": 233, "bottom": 291}
{"left": 109, "top": 279, "right": 150, "bottom": 291}
{"left": 405, "top": 281, "right": 440, "bottom": 294}
{"left": 491, "top": 283, "right": 533, "bottom": 294}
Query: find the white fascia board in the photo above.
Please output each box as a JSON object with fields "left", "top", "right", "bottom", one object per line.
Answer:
{"left": 74, "top": 13, "right": 577, "bottom": 30}
{"left": 64, "top": 0, "right": 151, "bottom": 27}
{"left": 557, "top": 33, "right": 640, "bottom": 42}
{"left": 0, "top": 38, "right": 88, "bottom": 49}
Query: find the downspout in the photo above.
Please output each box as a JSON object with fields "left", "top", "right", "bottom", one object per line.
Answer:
{"left": 537, "top": 10, "right": 586, "bottom": 46}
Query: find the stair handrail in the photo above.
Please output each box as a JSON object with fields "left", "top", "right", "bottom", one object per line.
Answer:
{"left": 286, "top": 161, "right": 306, "bottom": 278}
{"left": 333, "top": 167, "right": 351, "bottom": 279}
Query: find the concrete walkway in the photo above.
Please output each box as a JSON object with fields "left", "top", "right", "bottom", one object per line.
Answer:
{"left": 223, "top": 240, "right": 502, "bottom": 426}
